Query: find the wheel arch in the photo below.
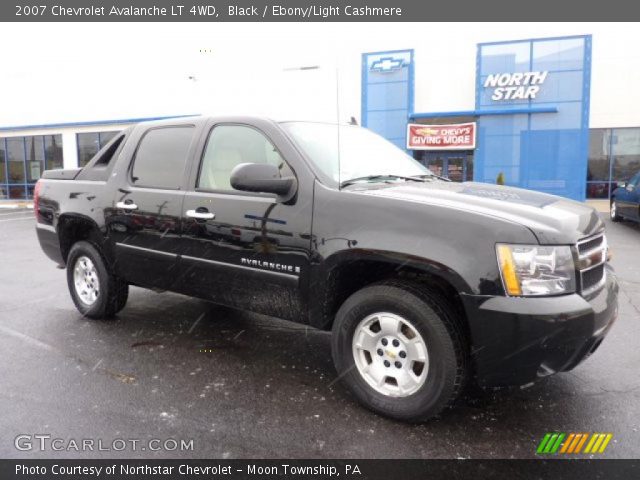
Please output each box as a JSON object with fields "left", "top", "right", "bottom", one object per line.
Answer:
{"left": 57, "top": 213, "right": 107, "bottom": 264}
{"left": 310, "top": 250, "right": 472, "bottom": 336}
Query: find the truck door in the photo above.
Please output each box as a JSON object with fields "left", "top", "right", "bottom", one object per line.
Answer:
{"left": 106, "top": 124, "right": 198, "bottom": 290}
{"left": 177, "top": 121, "right": 313, "bottom": 322}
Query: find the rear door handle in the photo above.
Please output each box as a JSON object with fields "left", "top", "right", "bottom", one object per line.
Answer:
{"left": 186, "top": 209, "right": 215, "bottom": 220}
{"left": 116, "top": 201, "right": 138, "bottom": 210}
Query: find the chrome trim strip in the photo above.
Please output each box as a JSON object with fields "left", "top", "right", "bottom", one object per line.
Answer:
{"left": 188, "top": 191, "right": 276, "bottom": 204}
{"left": 577, "top": 233, "right": 607, "bottom": 295}
{"left": 577, "top": 232, "right": 605, "bottom": 246}
{"left": 115, "top": 242, "right": 178, "bottom": 258}
{"left": 181, "top": 254, "right": 299, "bottom": 280}
{"left": 580, "top": 259, "right": 607, "bottom": 272}
{"left": 578, "top": 245, "right": 606, "bottom": 260}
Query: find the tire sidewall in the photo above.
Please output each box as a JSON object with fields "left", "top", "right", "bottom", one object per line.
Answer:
{"left": 610, "top": 200, "right": 620, "bottom": 221}
{"left": 66, "top": 241, "right": 112, "bottom": 318}
{"left": 332, "top": 285, "right": 459, "bottom": 421}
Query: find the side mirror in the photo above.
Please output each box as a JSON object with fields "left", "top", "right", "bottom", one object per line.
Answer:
{"left": 230, "top": 163, "right": 296, "bottom": 197}
{"left": 627, "top": 184, "right": 635, "bottom": 192}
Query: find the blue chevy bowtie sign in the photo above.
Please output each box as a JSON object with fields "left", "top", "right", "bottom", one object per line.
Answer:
{"left": 370, "top": 56, "right": 405, "bottom": 73}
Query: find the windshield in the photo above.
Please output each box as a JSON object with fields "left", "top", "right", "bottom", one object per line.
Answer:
{"left": 281, "top": 122, "right": 433, "bottom": 186}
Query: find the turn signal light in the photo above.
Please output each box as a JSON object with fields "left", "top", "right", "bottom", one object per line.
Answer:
{"left": 497, "top": 244, "right": 522, "bottom": 296}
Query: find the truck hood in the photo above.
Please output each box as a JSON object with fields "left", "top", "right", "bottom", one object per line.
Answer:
{"left": 356, "top": 181, "right": 603, "bottom": 244}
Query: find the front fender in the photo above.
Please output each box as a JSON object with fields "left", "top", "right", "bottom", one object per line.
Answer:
{"left": 311, "top": 181, "right": 539, "bottom": 297}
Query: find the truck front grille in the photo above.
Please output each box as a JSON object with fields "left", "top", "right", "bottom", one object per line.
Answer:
{"left": 576, "top": 233, "right": 607, "bottom": 296}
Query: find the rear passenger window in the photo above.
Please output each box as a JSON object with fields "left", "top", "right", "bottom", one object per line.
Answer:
{"left": 131, "top": 126, "right": 194, "bottom": 189}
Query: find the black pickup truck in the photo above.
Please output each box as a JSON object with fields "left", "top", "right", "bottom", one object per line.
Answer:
{"left": 35, "top": 116, "right": 618, "bottom": 421}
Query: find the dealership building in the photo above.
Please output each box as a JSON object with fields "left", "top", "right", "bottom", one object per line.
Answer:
{"left": 1, "top": 27, "right": 639, "bottom": 202}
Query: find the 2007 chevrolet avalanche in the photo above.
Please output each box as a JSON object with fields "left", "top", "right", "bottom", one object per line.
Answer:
{"left": 35, "top": 116, "right": 618, "bottom": 421}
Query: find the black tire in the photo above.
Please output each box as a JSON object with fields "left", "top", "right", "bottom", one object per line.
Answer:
{"left": 610, "top": 199, "right": 622, "bottom": 222}
{"left": 331, "top": 280, "right": 468, "bottom": 422}
{"left": 114, "top": 281, "right": 129, "bottom": 313}
{"left": 66, "top": 241, "right": 129, "bottom": 319}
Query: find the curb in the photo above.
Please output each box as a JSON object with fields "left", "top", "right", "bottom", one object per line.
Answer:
{"left": 0, "top": 202, "right": 34, "bottom": 209}
{"left": 586, "top": 199, "right": 609, "bottom": 214}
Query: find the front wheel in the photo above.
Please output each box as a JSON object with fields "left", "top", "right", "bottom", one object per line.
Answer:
{"left": 66, "top": 241, "right": 129, "bottom": 319}
{"left": 610, "top": 200, "right": 622, "bottom": 222}
{"left": 331, "top": 281, "right": 468, "bottom": 422}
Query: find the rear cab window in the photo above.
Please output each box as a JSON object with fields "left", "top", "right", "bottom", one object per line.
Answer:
{"left": 131, "top": 126, "right": 195, "bottom": 189}
{"left": 76, "top": 130, "right": 128, "bottom": 181}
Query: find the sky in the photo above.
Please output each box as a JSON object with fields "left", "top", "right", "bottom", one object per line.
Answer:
{"left": 1, "top": 23, "right": 639, "bottom": 128}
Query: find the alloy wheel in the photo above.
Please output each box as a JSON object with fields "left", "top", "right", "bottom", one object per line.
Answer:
{"left": 352, "top": 312, "right": 429, "bottom": 397}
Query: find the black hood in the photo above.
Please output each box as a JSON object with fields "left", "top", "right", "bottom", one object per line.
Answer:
{"left": 355, "top": 181, "right": 603, "bottom": 244}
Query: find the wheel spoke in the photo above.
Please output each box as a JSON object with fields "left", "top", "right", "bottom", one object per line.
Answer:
{"left": 354, "top": 328, "right": 379, "bottom": 352}
{"left": 364, "top": 363, "right": 387, "bottom": 387}
{"left": 393, "top": 368, "right": 423, "bottom": 393}
{"left": 378, "top": 315, "right": 401, "bottom": 336}
{"left": 405, "top": 337, "right": 428, "bottom": 362}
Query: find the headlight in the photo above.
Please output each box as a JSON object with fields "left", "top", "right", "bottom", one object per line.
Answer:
{"left": 496, "top": 244, "right": 576, "bottom": 296}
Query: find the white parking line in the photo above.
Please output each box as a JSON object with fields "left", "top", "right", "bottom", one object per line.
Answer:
{"left": 0, "top": 211, "right": 33, "bottom": 217}
{"left": 0, "top": 217, "right": 34, "bottom": 223}
{"left": 0, "top": 206, "right": 33, "bottom": 211}
{"left": 0, "top": 325, "right": 56, "bottom": 353}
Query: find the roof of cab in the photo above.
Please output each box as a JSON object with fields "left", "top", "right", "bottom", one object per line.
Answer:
{"left": 131, "top": 115, "right": 281, "bottom": 128}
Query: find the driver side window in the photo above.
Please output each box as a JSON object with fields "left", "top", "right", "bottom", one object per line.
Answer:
{"left": 197, "top": 125, "right": 290, "bottom": 191}
{"left": 629, "top": 172, "right": 640, "bottom": 188}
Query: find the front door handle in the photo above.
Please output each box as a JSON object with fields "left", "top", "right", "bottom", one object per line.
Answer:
{"left": 116, "top": 201, "right": 138, "bottom": 210}
{"left": 186, "top": 209, "right": 215, "bottom": 220}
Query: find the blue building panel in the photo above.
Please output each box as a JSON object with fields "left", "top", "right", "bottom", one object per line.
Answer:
{"left": 366, "top": 110, "right": 409, "bottom": 140}
{"left": 365, "top": 83, "right": 410, "bottom": 112}
{"left": 532, "top": 71, "right": 585, "bottom": 103}
{"left": 475, "top": 35, "right": 592, "bottom": 201}
{"left": 531, "top": 37, "right": 586, "bottom": 71}
{"left": 362, "top": 50, "right": 414, "bottom": 148}
{"left": 478, "top": 42, "right": 528, "bottom": 75}
{"left": 479, "top": 114, "right": 529, "bottom": 135}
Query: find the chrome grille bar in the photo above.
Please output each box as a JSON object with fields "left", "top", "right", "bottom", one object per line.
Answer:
{"left": 577, "top": 233, "right": 607, "bottom": 295}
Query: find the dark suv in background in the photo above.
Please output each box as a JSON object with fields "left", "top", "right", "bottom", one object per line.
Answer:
{"left": 611, "top": 172, "right": 640, "bottom": 223}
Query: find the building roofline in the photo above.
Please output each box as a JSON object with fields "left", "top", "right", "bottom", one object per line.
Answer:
{"left": 0, "top": 114, "right": 201, "bottom": 133}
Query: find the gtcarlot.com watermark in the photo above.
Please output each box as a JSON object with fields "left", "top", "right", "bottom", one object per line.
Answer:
{"left": 15, "top": 434, "right": 194, "bottom": 452}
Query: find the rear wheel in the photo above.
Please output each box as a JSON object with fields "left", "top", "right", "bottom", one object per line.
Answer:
{"left": 66, "top": 241, "right": 129, "bottom": 319}
{"left": 610, "top": 199, "right": 622, "bottom": 222}
{"left": 331, "top": 281, "right": 468, "bottom": 422}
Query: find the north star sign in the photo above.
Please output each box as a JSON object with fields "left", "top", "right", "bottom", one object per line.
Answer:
{"left": 484, "top": 71, "right": 549, "bottom": 101}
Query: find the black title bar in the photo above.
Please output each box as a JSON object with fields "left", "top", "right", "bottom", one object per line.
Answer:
{"left": 3, "top": 0, "right": 640, "bottom": 21}
{"left": 2, "top": 459, "right": 640, "bottom": 480}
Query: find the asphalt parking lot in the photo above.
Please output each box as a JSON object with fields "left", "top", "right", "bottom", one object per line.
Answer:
{"left": 0, "top": 207, "right": 639, "bottom": 459}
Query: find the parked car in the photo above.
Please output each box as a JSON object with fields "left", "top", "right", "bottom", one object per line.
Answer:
{"left": 611, "top": 172, "right": 640, "bottom": 222}
{"left": 34, "top": 116, "right": 618, "bottom": 422}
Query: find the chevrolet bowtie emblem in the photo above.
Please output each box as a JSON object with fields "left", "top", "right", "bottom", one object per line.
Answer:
{"left": 386, "top": 350, "right": 396, "bottom": 359}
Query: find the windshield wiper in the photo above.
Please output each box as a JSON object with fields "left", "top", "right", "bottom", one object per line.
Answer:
{"left": 340, "top": 174, "right": 427, "bottom": 188}
{"left": 411, "top": 174, "right": 452, "bottom": 182}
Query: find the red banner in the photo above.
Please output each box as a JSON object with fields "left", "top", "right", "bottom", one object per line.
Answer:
{"left": 407, "top": 122, "right": 476, "bottom": 150}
